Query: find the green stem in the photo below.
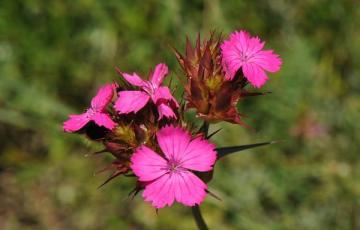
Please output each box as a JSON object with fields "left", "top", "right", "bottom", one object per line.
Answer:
{"left": 200, "top": 122, "right": 210, "bottom": 138}
{"left": 191, "top": 205, "right": 209, "bottom": 230}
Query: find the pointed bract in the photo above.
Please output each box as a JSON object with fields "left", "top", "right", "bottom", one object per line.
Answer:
{"left": 173, "top": 33, "right": 250, "bottom": 125}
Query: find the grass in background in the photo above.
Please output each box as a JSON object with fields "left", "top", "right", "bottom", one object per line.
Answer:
{"left": 0, "top": 0, "right": 359, "bottom": 229}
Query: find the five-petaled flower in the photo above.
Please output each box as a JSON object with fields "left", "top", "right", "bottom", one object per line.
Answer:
{"left": 221, "top": 30, "right": 282, "bottom": 88}
{"left": 114, "top": 63, "right": 179, "bottom": 120}
{"left": 130, "top": 125, "right": 217, "bottom": 208}
{"left": 63, "top": 83, "right": 116, "bottom": 132}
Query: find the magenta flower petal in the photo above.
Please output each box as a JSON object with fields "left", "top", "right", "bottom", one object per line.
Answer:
{"left": 131, "top": 125, "right": 217, "bottom": 208}
{"left": 92, "top": 112, "right": 116, "bottom": 130}
{"left": 157, "top": 103, "right": 177, "bottom": 120}
{"left": 142, "top": 173, "right": 175, "bottom": 208}
{"left": 115, "top": 64, "right": 178, "bottom": 119}
{"left": 63, "top": 113, "right": 90, "bottom": 132}
{"left": 173, "top": 170, "right": 207, "bottom": 206}
{"left": 250, "top": 50, "right": 282, "bottom": 73}
{"left": 220, "top": 51, "right": 242, "bottom": 80}
{"left": 151, "top": 86, "right": 179, "bottom": 107}
{"left": 114, "top": 91, "right": 150, "bottom": 114}
{"left": 150, "top": 63, "right": 168, "bottom": 87}
{"left": 90, "top": 83, "right": 115, "bottom": 111}
{"left": 122, "top": 72, "right": 146, "bottom": 87}
{"left": 180, "top": 137, "right": 217, "bottom": 172}
{"left": 156, "top": 126, "right": 191, "bottom": 162}
{"left": 131, "top": 145, "right": 168, "bottom": 181}
{"left": 242, "top": 63, "right": 268, "bottom": 88}
{"left": 63, "top": 83, "right": 116, "bottom": 132}
{"left": 142, "top": 170, "right": 207, "bottom": 208}
{"left": 233, "top": 31, "right": 265, "bottom": 55}
{"left": 221, "top": 30, "right": 282, "bottom": 87}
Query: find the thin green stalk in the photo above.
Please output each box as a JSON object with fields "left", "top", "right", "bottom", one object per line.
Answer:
{"left": 199, "top": 122, "right": 210, "bottom": 138}
{"left": 191, "top": 205, "right": 208, "bottom": 230}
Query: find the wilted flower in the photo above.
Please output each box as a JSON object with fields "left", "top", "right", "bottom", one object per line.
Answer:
{"left": 114, "top": 63, "right": 179, "bottom": 120}
{"left": 63, "top": 83, "right": 116, "bottom": 132}
{"left": 221, "top": 30, "right": 282, "bottom": 88}
{"left": 131, "top": 125, "right": 217, "bottom": 208}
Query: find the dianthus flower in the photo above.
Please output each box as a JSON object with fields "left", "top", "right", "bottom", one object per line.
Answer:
{"left": 114, "top": 63, "right": 179, "bottom": 120}
{"left": 221, "top": 30, "right": 282, "bottom": 88}
{"left": 63, "top": 84, "right": 116, "bottom": 132}
{"left": 130, "top": 125, "right": 217, "bottom": 208}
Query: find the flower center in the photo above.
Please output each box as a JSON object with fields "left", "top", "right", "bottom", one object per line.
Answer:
{"left": 240, "top": 51, "right": 251, "bottom": 62}
{"left": 86, "top": 108, "right": 96, "bottom": 117}
{"left": 166, "top": 160, "right": 183, "bottom": 173}
{"left": 143, "top": 81, "right": 157, "bottom": 95}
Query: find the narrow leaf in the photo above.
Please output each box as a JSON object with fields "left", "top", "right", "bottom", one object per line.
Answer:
{"left": 84, "top": 149, "right": 107, "bottom": 157}
{"left": 207, "top": 128, "right": 222, "bottom": 139}
{"left": 206, "top": 189, "right": 222, "bottom": 201}
{"left": 217, "top": 141, "right": 279, "bottom": 159}
{"left": 97, "top": 171, "right": 123, "bottom": 189}
{"left": 128, "top": 186, "right": 141, "bottom": 200}
{"left": 240, "top": 91, "right": 272, "bottom": 97}
{"left": 185, "top": 36, "right": 194, "bottom": 59}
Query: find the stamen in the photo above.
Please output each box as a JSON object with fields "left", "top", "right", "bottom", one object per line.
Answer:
{"left": 166, "top": 159, "right": 183, "bottom": 173}
{"left": 86, "top": 108, "right": 96, "bottom": 117}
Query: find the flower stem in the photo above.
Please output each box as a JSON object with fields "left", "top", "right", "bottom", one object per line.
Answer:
{"left": 200, "top": 122, "right": 210, "bottom": 138}
{"left": 191, "top": 205, "right": 209, "bottom": 230}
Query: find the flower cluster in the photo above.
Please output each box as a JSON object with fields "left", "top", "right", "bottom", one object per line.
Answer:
{"left": 63, "top": 30, "right": 282, "bottom": 209}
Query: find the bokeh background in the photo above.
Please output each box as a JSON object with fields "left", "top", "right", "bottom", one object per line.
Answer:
{"left": 0, "top": 0, "right": 359, "bottom": 229}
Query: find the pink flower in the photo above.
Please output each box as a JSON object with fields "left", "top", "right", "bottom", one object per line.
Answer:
{"left": 114, "top": 63, "right": 179, "bottom": 120}
{"left": 63, "top": 84, "right": 116, "bottom": 132}
{"left": 221, "top": 30, "right": 282, "bottom": 88}
{"left": 130, "top": 125, "right": 217, "bottom": 208}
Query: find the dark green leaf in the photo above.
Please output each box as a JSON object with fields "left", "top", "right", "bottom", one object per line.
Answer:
{"left": 217, "top": 141, "right": 279, "bottom": 159}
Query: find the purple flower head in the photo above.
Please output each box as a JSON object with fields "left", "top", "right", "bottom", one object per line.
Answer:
{"left": 63, "top": 83, "right": 117, "bottom": 132}
{"left": 131, "top": 125, "right": 217, "bottom": 208}
{"left": 114, "top": 63, "right": 179, "bottom": 120}
{"left": 221, "top": 30, "right": 282, "bottom": 88}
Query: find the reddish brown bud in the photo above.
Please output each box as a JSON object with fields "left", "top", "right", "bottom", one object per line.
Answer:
{"left": 174, "top": 33, "right": 248, "bottom": 125}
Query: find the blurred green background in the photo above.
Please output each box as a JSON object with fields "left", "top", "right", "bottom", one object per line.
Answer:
{"left": 0, "top": 0, "right": 359, "bottom": 229}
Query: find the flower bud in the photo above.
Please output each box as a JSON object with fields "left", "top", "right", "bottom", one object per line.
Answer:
{"left": 173, "top": 33, "right": 247, "bottom": 125}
